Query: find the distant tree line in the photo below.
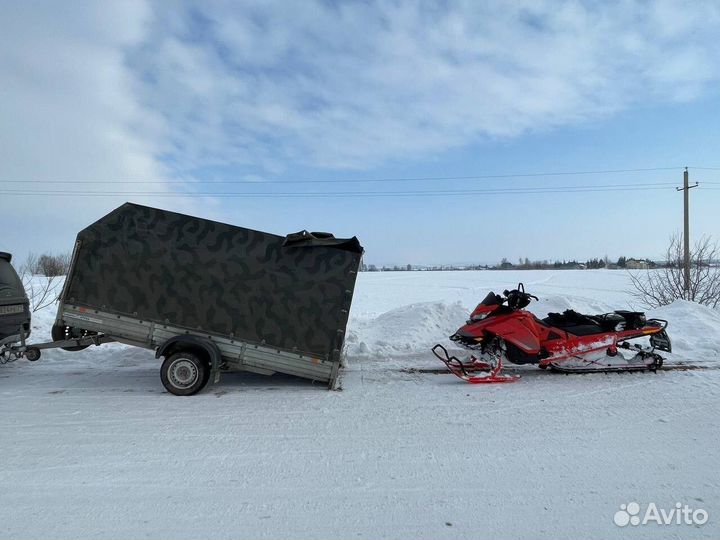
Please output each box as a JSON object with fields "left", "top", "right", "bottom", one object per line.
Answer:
{"left": 362, "top": 263, "right": 491, "bottom": 272}
{"left": 360, "top": 255, "right": 658, "bottom": 272}
{"left": 505, "top": 255, "right": 658, "bottom": 270}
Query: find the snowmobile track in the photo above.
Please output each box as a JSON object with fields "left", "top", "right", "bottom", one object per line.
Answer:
{"left": 402, "top": 363, "right": 714, "bottom": 376}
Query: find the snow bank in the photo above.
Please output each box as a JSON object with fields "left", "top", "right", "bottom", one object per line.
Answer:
{"left": 345, "top": 301, "right": 468, "bottom": 358}
{"left": 345, "top": 289, "right": 720, "bottom": 366}
{"left": 649, "top": 299, "right": 720, "bottom": 363}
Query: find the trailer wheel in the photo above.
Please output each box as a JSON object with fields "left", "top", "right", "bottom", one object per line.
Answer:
{"left": 160, "top": 352, "right": 208, "bottom": 396}
{"left": 51, "top": 324, "right": 91, "bottom": 352}
{"left": 24, "top": 347, "right": 41, "bottom": 362}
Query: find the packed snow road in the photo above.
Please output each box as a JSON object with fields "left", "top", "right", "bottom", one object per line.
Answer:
{"left": 1, "top": 270, "right": 719, "bottom": 539}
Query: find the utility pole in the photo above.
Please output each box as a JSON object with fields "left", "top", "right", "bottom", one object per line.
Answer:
{"left": 677, "top": 167, "right": 698, "bottom": 298}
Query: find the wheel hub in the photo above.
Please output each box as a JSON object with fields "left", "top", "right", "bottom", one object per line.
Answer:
{"left": 169, "top": 358, "right": 198, "bottom": 388}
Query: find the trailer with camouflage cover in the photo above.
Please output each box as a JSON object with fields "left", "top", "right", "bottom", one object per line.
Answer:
{"left": 14, "top": 203, "right": 363, "bottom": 395}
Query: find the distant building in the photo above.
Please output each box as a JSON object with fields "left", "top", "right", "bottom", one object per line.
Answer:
{"left": 625, "top": 258, "right": 649, "bottom": 269}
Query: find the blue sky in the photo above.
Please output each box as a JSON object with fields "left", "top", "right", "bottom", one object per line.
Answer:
{"left": 2, "top": 1, "right": 720, "bottom": 265}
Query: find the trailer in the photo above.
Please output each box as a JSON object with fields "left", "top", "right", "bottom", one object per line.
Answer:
{"left": 5, "top": 203, "right": 363, "bottom": 395}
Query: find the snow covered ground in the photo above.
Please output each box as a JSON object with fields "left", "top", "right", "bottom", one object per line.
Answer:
{"left": 1, "top": 270, "right": 719, "bottom": 539}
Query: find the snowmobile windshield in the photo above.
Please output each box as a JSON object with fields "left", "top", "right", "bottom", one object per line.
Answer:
{"left": 0, "top": 258, "right": 25, "bottom": 301}
{"left": 479, "top": 291, "right": 501, "bottom": 306}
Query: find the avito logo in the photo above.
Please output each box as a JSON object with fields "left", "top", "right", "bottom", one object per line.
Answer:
{"left": 614, "top": 502, "right": 709, "bottom": 527}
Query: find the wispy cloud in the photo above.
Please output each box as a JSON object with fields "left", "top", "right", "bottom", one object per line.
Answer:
{"left": 0, "top": 1, "right": 164, "bottom": 183}
{"left": 3, "top": 0, "right": 719, "bottom": 184}
{"left": 0, "top": 1, "right": 206, "bottom": 255}
{"left": 134, "top": 0, "right": 720, "bottom": 172}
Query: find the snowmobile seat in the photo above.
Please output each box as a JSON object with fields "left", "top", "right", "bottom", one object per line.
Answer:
{"left": 542, "top": 310, "right": 604, "bottom": 336}
{"left": 613, "top": 310, "right": 646, "bottom": 330}
{"left": 543, "top": 309, "right": 597, "bottom": 327}
{"left": 594, "top": 313, "right": 627, "bottom": 332}
{"left": 558, "top": 324, "right": 605, "bottom": 336}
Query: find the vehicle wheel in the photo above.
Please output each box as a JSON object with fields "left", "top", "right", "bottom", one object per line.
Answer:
{"left": 160, "top": 352, "right": 208, "bottom": 396}
{"left": 51, "top": 324, "right": 91, "bottom": 352}
{"left": 24, "top": 347, "right": 41, "bottom": 362}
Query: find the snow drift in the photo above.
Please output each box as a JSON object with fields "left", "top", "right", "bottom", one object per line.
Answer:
{"left": 346, "top": 288, "right": 720, "bottom": 366}
{"left": 2, "top": 270, "right": 720, "bottom": 540}
{"left": 345, "top": 301, "right": 468, "bottom": 358}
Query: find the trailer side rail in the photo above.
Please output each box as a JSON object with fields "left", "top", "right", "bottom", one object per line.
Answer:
{"left": 58, "top": 305, "right": 337, "bottom": 385}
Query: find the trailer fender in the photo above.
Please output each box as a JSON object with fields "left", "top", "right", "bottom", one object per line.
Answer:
{"left": 156, "top": 336, "right": 223, "bottom": 385}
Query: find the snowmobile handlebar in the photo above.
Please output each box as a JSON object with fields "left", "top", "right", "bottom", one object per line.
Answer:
{"left": 502, "top": 283, "right": 538, "bottom": 309}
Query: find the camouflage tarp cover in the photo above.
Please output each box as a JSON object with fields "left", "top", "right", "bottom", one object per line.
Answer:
{"left": 62, "top": 203, "right": 363, "bottom": 358}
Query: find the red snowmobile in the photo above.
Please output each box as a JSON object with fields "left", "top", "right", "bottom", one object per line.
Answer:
{"left": 432, "top": 283, "right": 671, "bottom": 383}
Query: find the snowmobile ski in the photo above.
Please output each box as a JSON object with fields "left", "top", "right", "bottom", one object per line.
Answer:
{"left": 431, "top": 344, "right": 520, "bottom": 383}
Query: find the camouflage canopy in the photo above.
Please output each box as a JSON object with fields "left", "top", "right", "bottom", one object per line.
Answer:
{"left": 62, "top": 203, "right": 363, "bottom": 359}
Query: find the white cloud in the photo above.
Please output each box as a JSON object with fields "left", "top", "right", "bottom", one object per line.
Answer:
{"left": 0, "top": 1, "right": 163, "bottom": 183}
{"left": 3, "top": 0, "right": 719, "bottom": 187}
{"left": 0, "top": 1, "right": 214, "bottom": 256}
{"left": 133, "top": 0, "right": 720, "bottom": 171}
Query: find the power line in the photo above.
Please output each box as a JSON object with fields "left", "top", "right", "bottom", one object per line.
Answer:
{"left": 0, "top": 180, "right": 677, "bottom": 193}
{"left": 0, "top": 184, "right": 678, "bottom": 199}
{"left": 0, "top": 166, "right": 683, "bottom": 185}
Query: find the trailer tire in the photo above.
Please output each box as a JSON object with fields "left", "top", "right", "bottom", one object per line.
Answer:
{"left": 24, "top": 347, "right": 41, "bottom": 362}
{"left": 51, "top": 324, "right": 91, "bottom": 352}
{"left": 160, "top": 351, "right": 208, "bottom": 396}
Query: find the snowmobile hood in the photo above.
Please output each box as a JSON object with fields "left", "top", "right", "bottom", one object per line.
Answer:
{"left": 484, "top": 318, "right": 542, "bottom": 353}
